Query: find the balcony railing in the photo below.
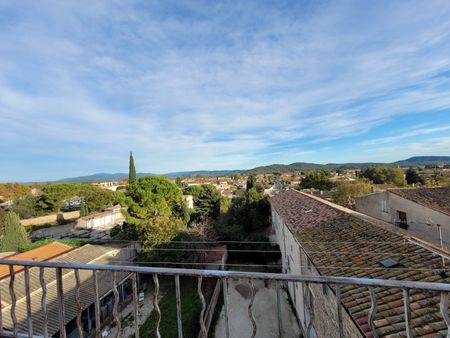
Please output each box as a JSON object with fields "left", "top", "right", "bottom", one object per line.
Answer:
{"left": 0, "top": 259, "right": 450, "bottom": 338}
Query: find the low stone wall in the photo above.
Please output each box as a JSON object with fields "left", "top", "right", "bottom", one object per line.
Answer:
{"left": 21, "top": 210, "right": 80, "bottom": 226}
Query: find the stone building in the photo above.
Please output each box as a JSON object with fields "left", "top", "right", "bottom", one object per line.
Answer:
{"left": 270, "top": 189, "right": 450, "bottom": 337}
{"left": 355, "top": 187, "right": 450, "bottom": 250}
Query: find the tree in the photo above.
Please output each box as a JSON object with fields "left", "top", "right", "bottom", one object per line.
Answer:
{"left": 332, "top": 179, "right": 372, "bottom": 207}
{"left": 405, "top": 168, "right": 425, "bottom": 185}
{"left": 183, "top": 184, "right": 221, "bottom": 222}
{"left": 360, "top": 166, "right": 407, "bottom": 187}
{"left": 122, "top": 176, "right": 188, "bottom": 246}
{"left": 0, "top": 211, "right": 29, "bottom": 252}
{"left": 385, "top": 168, "right": 407, "bottom": 187}
{"left": 300, "top": 171, "right": 334, "bottom": 191}
{"left": 175, "top": 177, "right": 183, "bottom": 187}
{"left": 35, "top": 183, "right": 118, "bottom": 213}
{"left": 79, "top": 200, "right": 89, "bottom": 217}
{"left": 0, "top": 183, "right": 31, "bottom": 202}
{"left": 246, "top": 175, "right": 256, "bottom": 190}
{"left": 10, "top": 196, "right": 43, "bottom": 219}
{"left": 129, "top": 152, "right": 136, "bottom": 183}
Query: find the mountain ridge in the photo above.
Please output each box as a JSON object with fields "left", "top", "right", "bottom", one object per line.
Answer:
{"left": 51, "top": 156, "right": 450, "bottom": 183}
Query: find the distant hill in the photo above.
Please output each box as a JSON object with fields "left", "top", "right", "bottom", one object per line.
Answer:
{"left": 55, "top": 170, "right": 242, "bottom": 182}
{"left": 164, "top": 170, "right": 242, "bottom": 178}
{"left": 246, "top": 156, "right": 450, "bottom": 174}
{"left": 55, "top": 172, "right": 153, "bottom": 183}
{"left": 393, "top": 156, "right": 450, "bottom": 167}
{"left": 53, "top": 156, "right": 450, "bottom": 183}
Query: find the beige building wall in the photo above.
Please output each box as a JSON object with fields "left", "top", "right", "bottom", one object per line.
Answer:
{"left": 272, "top": 209, "right": 363, "bottom": 338}
{"left": 355, "top": 192, "right": 450, "bottom": 249}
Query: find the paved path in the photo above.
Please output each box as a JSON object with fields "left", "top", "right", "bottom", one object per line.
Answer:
{"left": 214, "top": 279, "right": 301, "bottom": 338}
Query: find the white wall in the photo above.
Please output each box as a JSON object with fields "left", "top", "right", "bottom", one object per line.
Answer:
{"left": 271, "top": 209, "right": 363, "bottom": 338}
{"left": 356, "top": 192, "right": 450, "bottom": 249}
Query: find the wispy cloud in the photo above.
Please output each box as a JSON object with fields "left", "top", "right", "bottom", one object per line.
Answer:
{"left": 0, "top": 0, "right": 450, "bottom": 181}
{"left": 364, "top": 125, "right": 450, "bottom": 145}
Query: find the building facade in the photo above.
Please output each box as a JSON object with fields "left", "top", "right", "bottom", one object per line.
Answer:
{"left": 355, "top": 187, "right": 450, "bottom": 250}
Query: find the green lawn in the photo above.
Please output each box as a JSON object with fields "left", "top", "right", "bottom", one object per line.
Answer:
{"left": 138, "top": 276, "right": 205, "bottom": 338}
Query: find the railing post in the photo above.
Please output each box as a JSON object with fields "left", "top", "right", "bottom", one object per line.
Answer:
{"left": 56, "top": 267, "right": 66, "bottom": 338}
{"left": 248, "top": 279, "right": 257, "bottom": 338}
{"left": 336, "top": 285, "right": 343, "bottom": 338}
{"left": 153, "top": 274, "right": 162, "bottom": 338}
{"left": 0, "top": 278, "right": 3, "bottom": 337}
{"left": 276, "top": 281, "right": 283, "bottom": 338}
{"left": 440, "top": 292, "right": 450, "bottom": 338}
{"left": 24, "top": 266, "right": 33, "bottom": 338}
{"left": 403, "top": 288, "right": 413, "bottom": 337}
{"left": 39, "top": 267, "right": 49, "bottom": 338}
{"left": 74, "top": 269, "right": 84, "bottom": 338}
{"left": 198, "top": 276, "right": 207, "bottom": 338}
{"left": 93, "top": 270, "right": 101, "bottom": 338}
{"left": 305, "top": 282, "right": 314, "bottom": 338}
{"left": 368, "top": 287, "right": 378, "bottom": 338}
{"left": 175, "top": 275, "right": 183, "bottom": 338}
{"left": 112, "top": 271, "right": 121, "bottom": 338}
{"left": 222, "top": 278, "right": 230, "bottom": 338}
{"left": 9, "top": 265, "right": 17, "bottom": 337}
{"left": 132, "top": 272, "right": 140, "bottom": 338}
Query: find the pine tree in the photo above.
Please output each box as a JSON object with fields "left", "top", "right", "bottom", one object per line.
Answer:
{"left": 129, "top": 151, "right": 136, "bottom": 183}
{"left": 0, "top": 211, "right": 29, "bottom": 252}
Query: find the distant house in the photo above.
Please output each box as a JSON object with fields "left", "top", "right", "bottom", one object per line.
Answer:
{"left": 76, "top": 205, "right": 124, "bottom": 230}
{"left": 355, "top": 187, "right": 450, "bottom": 250}
{"left": 95, "top": 181, "right": 122, "bottom": 191}
{"left": 182, "top": 195, "right": 194, "bottom": 209}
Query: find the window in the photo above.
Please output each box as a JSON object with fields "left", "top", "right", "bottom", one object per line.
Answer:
{"left": 397, "top": 211, "right": 408, "bottom": 229}
{"left": 380, "top": 199, "right": 388, "bottom": 212}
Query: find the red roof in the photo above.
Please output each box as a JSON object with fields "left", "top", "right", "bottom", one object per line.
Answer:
{"left": 0, "top": 242, "right": 73, "bottom": 279}
{"left": 201, "top": 245, "right": 227, "bottom": 263}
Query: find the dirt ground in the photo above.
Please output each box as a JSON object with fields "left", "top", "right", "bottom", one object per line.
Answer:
{"left": 214, "top": 278, "right": 301, "bottom": 338}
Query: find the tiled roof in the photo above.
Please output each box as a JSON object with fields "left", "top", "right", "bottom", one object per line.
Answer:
{"left": 0, "top": 242, "right": 73, "bottom": 280}
{"left": 201, "top": 245, "right": 227, "bottom": 263}
{"left": 388, "top": 187, "right": 450, "bottom": 216}
{"left": 0, "top": 244, "right": 132, "bottom": 337}
{"left": 270, "top": 189, "right": 450, "bottom": 337}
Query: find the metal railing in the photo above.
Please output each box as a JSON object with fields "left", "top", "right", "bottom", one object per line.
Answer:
{"left": 0, "top": 259, "right": 450, "bottom": 338}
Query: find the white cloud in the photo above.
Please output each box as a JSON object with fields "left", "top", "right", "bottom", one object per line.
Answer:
{"left": 0, "top": 1, "right": 450, "bottom": 180}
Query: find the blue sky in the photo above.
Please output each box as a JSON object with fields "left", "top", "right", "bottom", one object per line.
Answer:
{"left": 1, "top": 1, "right": 450, "bottom": 182}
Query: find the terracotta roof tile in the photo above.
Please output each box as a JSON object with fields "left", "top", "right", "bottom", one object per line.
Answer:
{"left": 269, "top": 189, "right": 450, "bottom": 337}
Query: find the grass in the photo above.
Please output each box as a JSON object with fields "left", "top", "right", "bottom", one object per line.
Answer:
{"left": 18, "top": 239, "right": 86, "bottom": 252}
{"left": 137, "top": 276, "right": 204, "bottom": 338}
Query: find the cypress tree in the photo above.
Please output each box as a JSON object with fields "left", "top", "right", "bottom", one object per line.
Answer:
{"left": 0, "top": 211, "right": 29, "bottom": 252}
{"left": 129, "top": 151, "right": 136, "bottom": 183}
{"left": 80, "top": 200, "right": 89, "bottom": 217}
